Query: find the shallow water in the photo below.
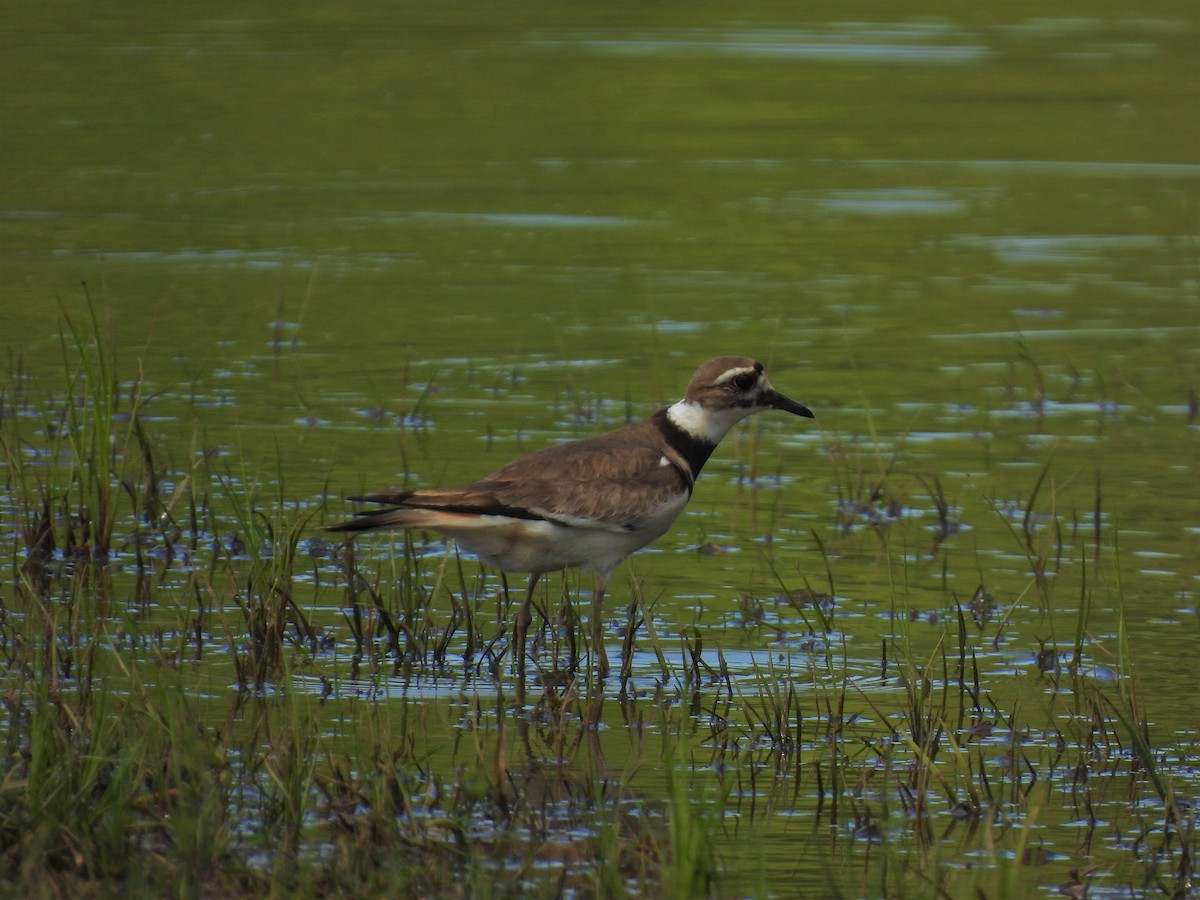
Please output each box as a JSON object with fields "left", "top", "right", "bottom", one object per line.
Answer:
{"left": 3, "top": 1, "right": 1198, "bottom": 894}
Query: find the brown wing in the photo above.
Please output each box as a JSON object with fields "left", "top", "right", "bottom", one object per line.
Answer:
{"left": 340, "top": 419, "right": 691, "bottom": 532}
{"left": 469, "top": 426, "right": 691, "bottom": 529}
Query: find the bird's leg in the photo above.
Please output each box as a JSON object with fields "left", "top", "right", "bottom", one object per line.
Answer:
{"left": 514, "top": 572, "right": 540, "bottom": 706}
{"left": 592, "top": 571, "right": 610, "bottom": 679}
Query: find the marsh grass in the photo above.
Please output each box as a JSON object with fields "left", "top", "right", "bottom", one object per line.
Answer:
{"left": 0, "top": 316, "right": 1195, "bottom": 897}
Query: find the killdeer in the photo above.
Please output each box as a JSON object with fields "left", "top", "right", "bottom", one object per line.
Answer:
{"left": 328, "top": 356, "right": 813, "bottom": 690}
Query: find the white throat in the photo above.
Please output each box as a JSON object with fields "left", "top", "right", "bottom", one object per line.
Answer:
{"left": 666, "top": 399, "right": 752, "bottom": 445}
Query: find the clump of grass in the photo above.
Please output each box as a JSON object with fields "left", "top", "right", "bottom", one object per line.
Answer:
{"left": 2, "top": 311, "right": 1197, "bottom": 898}
{"left": 661, "top": 718, "right": 723, "bottom": 897}
{"left": 215, "top": 459, "right": 323, "bottom": 690}
{"left": 3, "top": 301, "right": 156, "bottom": 591}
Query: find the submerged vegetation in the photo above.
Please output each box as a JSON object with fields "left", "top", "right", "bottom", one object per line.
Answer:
{"left": 0, "top": 310, "right": 1196, "bottom": 898}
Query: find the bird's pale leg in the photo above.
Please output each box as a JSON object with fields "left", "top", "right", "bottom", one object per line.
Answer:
{"left": 592, "top": 571, "right": 611, "bottom": 679}
{"left": 514, "top": 572, "right": 540, "bottom": 705}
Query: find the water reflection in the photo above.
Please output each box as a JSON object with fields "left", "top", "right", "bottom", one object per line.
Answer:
{"left": 3, "top": 2, "right": 1198, "bottom": 893}
{"left": 529, "top": 26, "right": 991, "bottom": 65}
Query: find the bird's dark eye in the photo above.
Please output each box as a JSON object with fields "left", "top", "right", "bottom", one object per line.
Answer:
{"left": 730, "top": 373, "right": 757, "bottom": 391}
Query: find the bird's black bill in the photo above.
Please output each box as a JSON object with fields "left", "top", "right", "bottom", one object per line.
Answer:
{"left": 766, "top": 391, "right": 815, "bottom": 418}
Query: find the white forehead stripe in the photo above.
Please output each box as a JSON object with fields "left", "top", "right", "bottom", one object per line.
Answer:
{"left": 716, "top": 365, "right": 759, "bottom": 384}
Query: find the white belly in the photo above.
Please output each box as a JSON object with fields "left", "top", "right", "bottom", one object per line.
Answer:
{"left": 436, "top": 494, "right": 688, "bottom": 576}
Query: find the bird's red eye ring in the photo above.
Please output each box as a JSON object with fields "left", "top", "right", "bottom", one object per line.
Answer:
{"left": 730, "top": 373, "right": 757, "bottom": 391}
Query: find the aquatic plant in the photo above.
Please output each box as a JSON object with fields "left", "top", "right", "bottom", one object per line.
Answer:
{"left": 0, "top": 310, "right": 1196, "bottom": 897}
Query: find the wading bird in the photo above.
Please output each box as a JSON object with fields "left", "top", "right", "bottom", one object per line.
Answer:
{"left": 328, "top": 356, "right": 813, "bottom": 696}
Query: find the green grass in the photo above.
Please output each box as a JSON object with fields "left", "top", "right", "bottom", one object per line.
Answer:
{"left": 1, "top": 311, "right": 1196, "bottom": 897}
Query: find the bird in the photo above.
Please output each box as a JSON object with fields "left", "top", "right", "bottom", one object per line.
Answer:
{"left": 327, "top": 356, "right": 813, "bottom": 694}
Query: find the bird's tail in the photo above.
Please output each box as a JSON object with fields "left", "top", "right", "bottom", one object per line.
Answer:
{"left": 325, "top": 493, "right": 441, "bottom": 534}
